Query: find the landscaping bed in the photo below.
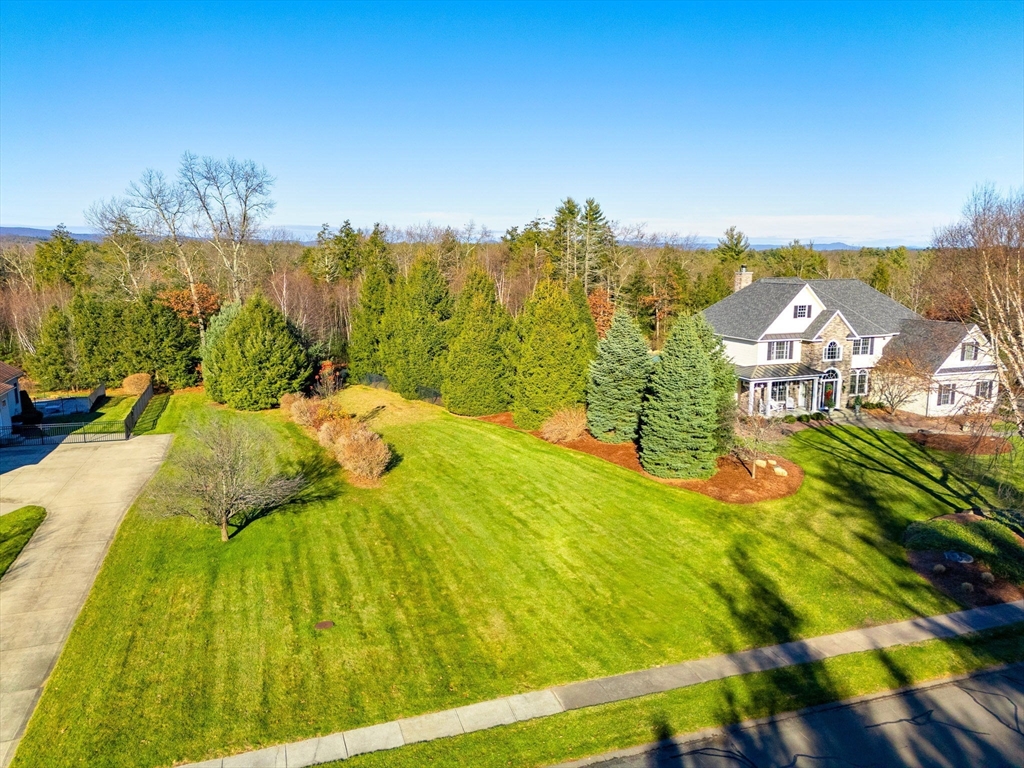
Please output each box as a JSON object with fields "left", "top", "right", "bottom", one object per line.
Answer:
{"left": 906, "top": 431, "right": 1012, "bottom": 455}
{"left": 477, "top": 412, "right": 803, "bottom": 503}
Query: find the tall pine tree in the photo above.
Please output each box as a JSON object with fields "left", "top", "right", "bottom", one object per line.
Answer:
{"left": 442, "top": 271, "right": 513, "bottom": 415}
{"left": 30, "top": 307, "right": 77, "bottom": 390}
{"left": 512, "top": 281, "right": 590, "bottom": 429}
{"left": 638, "top": 315, "right": 718, "bottom": 478}
{"left": 348, "top": 254, "right": 393, "bottom": 381}
{"left": 212, "top": 293, "right": 311, "bottom": 410}
{"left": 692, "top": 312, "right": 737, "bottom": 454}
{"left": 568, "top": 278, "right": 598, "bottom": 361}
{"left": 586, "top": 311, "right": 652, "bottom": 443}
{"left": 380, "top": 255, "right": 452, "bottom": 399}
{"left": 202, "top": 301, "right": 241, "bottom": 402}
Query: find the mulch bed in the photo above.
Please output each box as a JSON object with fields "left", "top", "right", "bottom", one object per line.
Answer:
{"left": 907, "top": 512, "right": 1024, "bottom": 607}
{"left": 906, "top": 432, "right": 1012, "bottom": 455}
{"left": 476, "top": 413, "right": 803, "bottom": 503}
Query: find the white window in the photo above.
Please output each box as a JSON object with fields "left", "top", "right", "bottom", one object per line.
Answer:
{"left": 976, "top": 380, "right": 993, "bottom": 399}
{"left": 770, "top": 381, "right": 788, "bottom": 402}
{"left": 823, "top": 341, "right": 842, "bottom": 361}
{"left": 849, "top": 370, "right": 869, "bottom": 396}
{"left": 793, "top": 304, "right": 812, "bottom": 319}
{"left": 767, "top": 340, "right": 793, "bottom": 361}
{"left": 937, "top": 384, "right": 956, "bottom": 406}
{"left": 852, "top": 338, "right": 875, "bottom": 355}
{"left": 961, "top": 342, "right": 979, "bottom": 361}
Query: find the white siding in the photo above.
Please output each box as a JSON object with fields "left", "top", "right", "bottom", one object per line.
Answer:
{"left": 762, "top": 285, "right": 826, "bottom": 336}
{"left": 723, "top": 338, "right": 757, "bottom": 366}
{"left": 936, "top": 327, "right": 995, "bottom": 371}
{"left": 850, "top": 334, "right": 895, "bottom": 370}
{"left": 897, "top": 373, "right": 999, "bottom": 417}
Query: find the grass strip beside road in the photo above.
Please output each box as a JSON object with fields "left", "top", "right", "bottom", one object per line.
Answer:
{"left": 337, "top": 625, "right": 1024, "bottom": 768}
{"left": 0, "top": 505, "right": 46, "bottom": 577}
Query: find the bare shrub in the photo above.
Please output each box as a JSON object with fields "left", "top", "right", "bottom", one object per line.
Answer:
{"left": 334, "top": 424, "right": 391, "bottom": 481}
{"left": 317, "top": 417, "right": 353, "bottom": 448}
{"left": 279, "top": 392, "right": 301, "bottom": 412}
{"left": 290, "top": 396, "right": 322, "bottom": 427}
{"left": 732, "top": 415, "right": 788, "bottom": 478}
{"left": 540, "top": 406, "right": 587, "bottom": 443}
{"left": 122, "top": 373, "right": 152, "bottom": 395}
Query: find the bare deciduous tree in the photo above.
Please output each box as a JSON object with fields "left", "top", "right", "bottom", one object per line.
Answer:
{"left": 86, "top": 198, "right": 155, "bottom": 299}
{"left": 870, "top": 355, "right": 931, "bottom": 415}
{"left": 733, "top": 415, "right": 787, "bottom": 479}
{"left": 179, "top": 152, "right": 275, "bottom": 302}
{"left": 156, "top": 417, "right": 305, "bottom": 542}
{"left": 933, "top": 186, "right": 1024, "bottom": 436}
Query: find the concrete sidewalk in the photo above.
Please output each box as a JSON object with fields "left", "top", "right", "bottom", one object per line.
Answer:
{"left": 565, "top": 662, "right": 1024, "bottom": 767}
{"left": 179, "top": 600, "right": 1024, "bottom": 768}
{"left": 0, "top": 436, "right": 173, "bottom": 767}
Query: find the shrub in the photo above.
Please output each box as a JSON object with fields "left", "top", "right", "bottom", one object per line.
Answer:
{"left": 783, "top": 414, "right": 797, "bottom": 424}
{"left": 290, "top": 396, "right": 322, "bottom": 427}
{"left": 279, "top": 392, "right": 301, "bottom": 412}
{"left": 334, "top": 424, "right": 391, "bottom": 481}
{"left": 797, "top": 414, "right": 811, "bottom": 423}
{"left": 540, "top": 406, "right": 588, "bottom": 444}
{"left": 122, "top": 373, "right": 152, "bottom": 396}
{"left": 810, "top": 412, "right": 827, "bottom": 421}
{"left": 317, "top": 417, "right": 353, "bottom": 448}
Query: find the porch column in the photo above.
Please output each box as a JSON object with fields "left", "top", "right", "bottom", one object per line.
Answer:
{"left": 746, "top": 382, "right": 754, "bottom": 415}
{"left": 812, "top": 378, "right": 819, "bottom": 411}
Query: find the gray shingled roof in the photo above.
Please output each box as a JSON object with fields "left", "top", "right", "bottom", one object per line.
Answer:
{"left": 702, "top": 278, "right": 919, "bottom": 340}
{"left": 0, "top": 361, "right": 23, "bottom": 384}
{"left": 881, "top": 319, "right": 976, "bottom": 374}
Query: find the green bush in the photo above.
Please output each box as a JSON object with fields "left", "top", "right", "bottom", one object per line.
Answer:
{"left": 810, "top": 412, "right": 827, "bottom": 421}
{"left": 797, "top": 414, "right": 811, "bottom": 423}
{"left": 211, "top": 293, "right": 312, "bottom": 410}
{"left": 904, "top": 518, "right": 1024, "bottom": 583}
{"left": 783, "top": 414, "right": 797, "bottom": 424}
{"left": 201, "top": 301, "right": 241, "bottom": 401}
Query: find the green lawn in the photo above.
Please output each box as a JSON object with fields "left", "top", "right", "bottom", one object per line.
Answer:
{"left": 13, "top": 388, "right": 1021, "bottom": 767}
{"left": 40, "top": 394, "right": 137, "bottom": 426}
{"left": 0, "top": 505, "right": 46, "bottom": 577}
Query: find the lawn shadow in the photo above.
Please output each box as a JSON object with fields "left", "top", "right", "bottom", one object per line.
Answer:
{"left": 131, "top": 392, "right": 170, "bottom": 434}
{"left": 688, "top": 542, "right": 983, "bottom": 767}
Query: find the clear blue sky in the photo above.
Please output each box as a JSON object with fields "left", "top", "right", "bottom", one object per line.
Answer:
{"left": 1, "top": 0, "right": 1021, "bottom": 245}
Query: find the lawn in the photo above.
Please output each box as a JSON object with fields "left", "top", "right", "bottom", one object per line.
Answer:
{"left": 39, "top": 394, "right": 137, "bottom": 426}
{"left": 0, "top": 505, "right": 46, "bottom": 577}
{"left": 13, "top": 388, "right": 1020, "bottom": 767}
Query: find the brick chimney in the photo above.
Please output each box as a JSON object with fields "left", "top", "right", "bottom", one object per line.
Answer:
{"left": 734, "top": 265, "right": 753, "bottom": 292}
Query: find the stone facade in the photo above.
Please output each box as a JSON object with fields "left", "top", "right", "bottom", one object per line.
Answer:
{"left": 800, "top": 313, "right": 855, "bottom": 377}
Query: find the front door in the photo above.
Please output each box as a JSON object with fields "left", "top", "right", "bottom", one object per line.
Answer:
{"left": 820, "top": 369, "right": 840, "bottom": 409}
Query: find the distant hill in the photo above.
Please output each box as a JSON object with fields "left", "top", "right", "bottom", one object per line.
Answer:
{"left": 0, "top": 226, "right": 104, "bottom": 242}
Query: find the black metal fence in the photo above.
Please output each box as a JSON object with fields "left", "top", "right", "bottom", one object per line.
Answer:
{"left": 1, "top": 382, "right": 156, "bottom": 448}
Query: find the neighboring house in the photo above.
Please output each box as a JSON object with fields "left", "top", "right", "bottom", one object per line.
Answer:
{"left": 702, "top": 270, "right": 999, "bottom": 417}
{"left": 0, "top": 361, "right": 24, "bottom": 430}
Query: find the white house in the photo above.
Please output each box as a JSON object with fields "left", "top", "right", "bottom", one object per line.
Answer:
{"left": 0, "top": 361, "right": 24, "bottom": 430}
{"left": 702, "top": 270, "right": 1000, "bottom": 417}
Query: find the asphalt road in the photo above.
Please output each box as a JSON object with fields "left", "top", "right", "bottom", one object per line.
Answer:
{"left": 567, "top": 663, "right": 1024, "bottom": 768}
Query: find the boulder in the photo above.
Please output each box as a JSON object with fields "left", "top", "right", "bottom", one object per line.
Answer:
{"left": 773, "top": 466, "right": 788, "bottom": 477}
{"left": 767, "top": 459, "right": 777, "bottom": 466}
{"left": 754, "top": 459, "right": 768, "bottom": 468}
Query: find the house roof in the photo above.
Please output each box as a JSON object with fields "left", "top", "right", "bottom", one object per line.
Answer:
{"left": 881, "top": 319, "right": 978, "bottom": 374}
{"left": 0, "top": 361, "right": 24, "bottom": 384}
{"left": 0, "top": 382, "right": 13, "bottom": 397}
{"left": 734, "top": 362, "right": 825, "bottom": 381}
{"left": 702, "top": 278, "right": 919, "bottom": 341}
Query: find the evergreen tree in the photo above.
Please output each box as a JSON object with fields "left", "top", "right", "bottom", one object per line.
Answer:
{"left": 30, "top": 307, "right": 77, "bottom": 390}
{"left": 692, "top": 312, "right": 737, "bottom": 454}
{"left": 123, "top": 296, "right": 200, "bottom": 389}
{"left": 348, "top": 256, "right": 393, "bottom": 381}
{"left": 568, "top": 278, "right": 598, "bottom": 361}
{"left": 512, "top": 281, "right": 590, "bottom": 429}
{"left": 33, "top": 225, "right": 88, "bottom": 288}
{"left": 869, "top": 259, "right": 892, "bottom": 294}
{"left": 442, "top": 274, "right": 513, "bottom": 415}
{"left": 714, "top": 226, "right": 750, "bottom": 265}
{"left": 579, "top": 198, "right": 614, "bottom": 291}
{"left": 213, "top": 293, "right": 311, "bottom": 410}
{"left": 303, "top": 220, "right": 362, "bottom": 283}
{"left": 638, "top": 316, "right": 718, "bottom": 478}
{"left": 551, "top": 198, "right": 581, "bottom": 284}
{"left": 201, "top": 302, "right": 241, "bottom": 402}
{"left": 586, "top": 311, "right": 652, "bottom": 443}
{"left": 380, "top": 255, "right": 451, "bottom": 399}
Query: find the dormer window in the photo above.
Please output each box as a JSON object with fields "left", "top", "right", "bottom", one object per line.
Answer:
{"left": 961, "top": 342, "right": 979, "bottom": 361}
{"left": 823, "top": 341, "right": 842, "bottom": 361}
{"left": 793, "top": 304, "right": 812, "bottom": 319}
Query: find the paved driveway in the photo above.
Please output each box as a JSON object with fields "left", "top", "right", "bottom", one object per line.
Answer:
{"left": 0, "top": 435, "right": 172, "bottom": 767}
{"left": 568, "top": 663, "right": 1024, "bottom": 768}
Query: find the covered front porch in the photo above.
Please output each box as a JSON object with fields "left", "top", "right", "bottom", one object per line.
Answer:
{"left": 735, "top": 363, "right": 840, "bottom": 416}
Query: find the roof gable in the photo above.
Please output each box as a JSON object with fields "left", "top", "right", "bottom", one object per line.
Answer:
{"left": 880, "top": 319, "right": 976, "bottom": 373}
{"left": 0, "top": 361, "right": 23, "bottom": 383}
{"left": 702, "top": 279, "right": 806, "bottom": 340}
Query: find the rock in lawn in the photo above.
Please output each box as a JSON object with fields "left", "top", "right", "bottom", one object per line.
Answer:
{"left": 961, "top": 582, "right": 974, "bottom": 593}
{"left": 981, "top": 572, "right": 995, "bottom": 584}
{"left": 773, "top": 466, "right": 788, "bottom": 477}
{"left": 754, "top": 459, "right": 768, "bottom": 468}
{"left": 933, "top": 564, "right": 947, "bottom": 575}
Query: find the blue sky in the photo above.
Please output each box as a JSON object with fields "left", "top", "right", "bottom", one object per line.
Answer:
{"left": 1, "top": 1, "right": 1021, "bottom": 245}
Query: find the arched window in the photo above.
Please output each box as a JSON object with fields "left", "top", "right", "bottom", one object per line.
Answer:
{"left": 823, "top": 341, "right": 842, "bottom": 361}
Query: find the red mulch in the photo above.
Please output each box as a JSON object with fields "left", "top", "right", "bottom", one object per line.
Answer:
{"left": 907, "top": 512, "right": 1024, "bottom": 607}
{"left": 476, "top": 413, "right": 803, "bottom": 503}
{"left": 906, "top": 432, "right": 1012, "bottom": 455}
